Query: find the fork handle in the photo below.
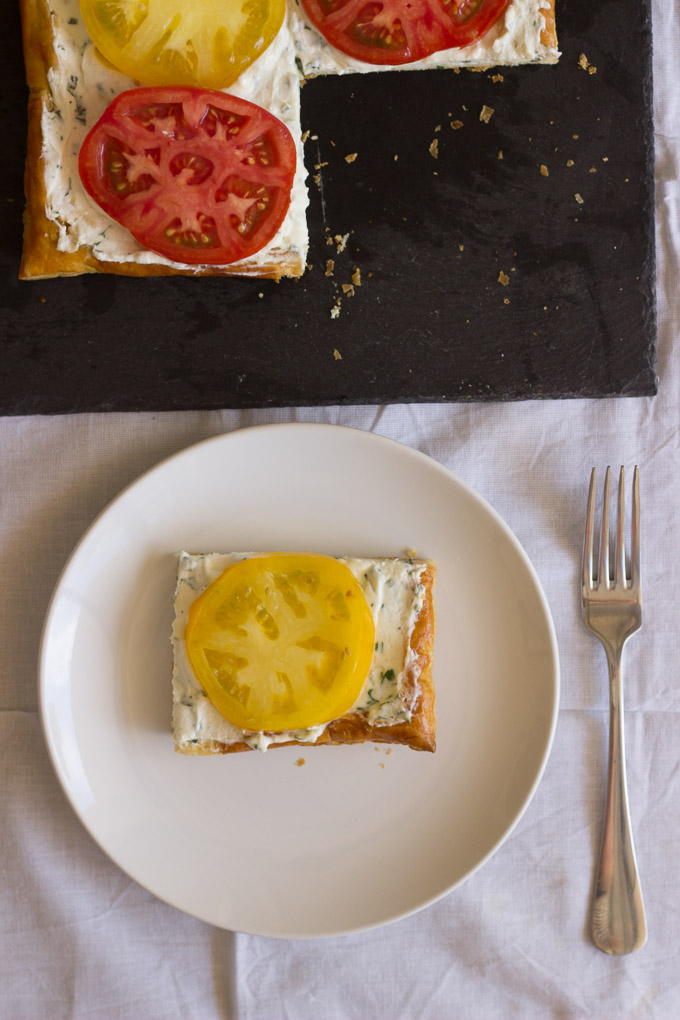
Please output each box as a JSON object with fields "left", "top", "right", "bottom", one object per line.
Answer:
{"left": 591, "top": 646, "right": 647, "bottom": 954}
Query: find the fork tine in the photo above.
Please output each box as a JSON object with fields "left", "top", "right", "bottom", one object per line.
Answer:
{"left": 631, "top": 465, "right": 640, "bottom": 586}
{"left": 598, "top": 466, "right": 611, "bottom": 589}
{"left": 615, "top": 466, "right": 626, "bottom": 585}
{"left": 583, "top": 467, "right": 597, "bottom": 587}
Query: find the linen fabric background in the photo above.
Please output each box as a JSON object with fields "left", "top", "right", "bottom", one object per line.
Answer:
{"left": 2, "top": 0, "right": 679, "bottom": 1015}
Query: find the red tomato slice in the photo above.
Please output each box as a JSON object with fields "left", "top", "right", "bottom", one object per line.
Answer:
{"left": 78, "top": 87, "right": 296, "bottom": 265}
{"left": 299, "top": 0, "right": 510, "bottom": 65}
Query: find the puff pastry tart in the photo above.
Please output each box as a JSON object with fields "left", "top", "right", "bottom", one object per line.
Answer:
{"left": 19, "top": 0, "right": 558, "bottom": 280}
{"left": 172, "top": 552, "right": 437, "bottom": 754}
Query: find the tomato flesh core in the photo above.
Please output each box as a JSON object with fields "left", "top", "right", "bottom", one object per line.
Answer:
{"left": 300, "top": 0, "right": 510, "bottom": 65}
{"left": 184, "top": 554, "right": 376, "bottom": 733}
{"left": 78, "top": 87, "right": 296, "bottom": 265}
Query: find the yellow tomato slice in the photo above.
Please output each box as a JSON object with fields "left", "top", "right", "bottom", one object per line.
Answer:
{"left": 185, "top": 554, "right": 376, "bottom": 732}
{"left": 80, "top": 0, "right": 286, "bottom": 90}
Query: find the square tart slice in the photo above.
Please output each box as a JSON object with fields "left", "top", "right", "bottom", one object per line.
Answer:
{"left": 172, "top": 552, "right": 436, "bottom": 754}
{"left": 18, "top": 0, "right": 307, "bottom": 280}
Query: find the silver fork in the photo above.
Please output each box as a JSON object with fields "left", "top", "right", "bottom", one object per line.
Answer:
{"left": 582, "top": 466, "right": 647, "bottom": 955}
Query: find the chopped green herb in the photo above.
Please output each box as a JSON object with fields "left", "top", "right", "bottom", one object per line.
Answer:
{"left": 66, "top": 75, "right": 87, "bottom": 126}
{"left": 382, "top": 669, "right": 396, "bottom": 682}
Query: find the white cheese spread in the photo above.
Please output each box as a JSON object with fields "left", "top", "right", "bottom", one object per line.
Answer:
{"left": 41, "top": 0, "right": 559, "bottom": 270}
{"left": 171, "top": 552, "right": 429, "bottom": 752}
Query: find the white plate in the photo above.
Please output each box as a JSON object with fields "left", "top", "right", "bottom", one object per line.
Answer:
{"left": 40, "top": 423, "right": 559, "bottom": 938}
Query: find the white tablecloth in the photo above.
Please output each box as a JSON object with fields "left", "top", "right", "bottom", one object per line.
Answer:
{"left": 2, "top": 1, "right": 679, "bottom": 1015}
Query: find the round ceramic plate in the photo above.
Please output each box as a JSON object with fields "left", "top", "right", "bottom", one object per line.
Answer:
{"left": 40, "top": 423, "right": 559, "bottom": 938}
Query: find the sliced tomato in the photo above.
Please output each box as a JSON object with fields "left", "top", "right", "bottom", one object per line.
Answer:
{"left": 299, "top": 0, "right": 510, "bottom": 65}
{"left": 79, "top": 0, "right": 285, "bottom": 90}
{"left": 185, "top": 554, "right": 376, "bottom": 732}
{"left": 78, "top": 87, "right": 296, "bottom": 265}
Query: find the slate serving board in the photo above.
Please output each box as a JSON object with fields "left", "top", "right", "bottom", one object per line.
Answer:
{"left": 0, "top": 0, "right": 657, "bottom": 414}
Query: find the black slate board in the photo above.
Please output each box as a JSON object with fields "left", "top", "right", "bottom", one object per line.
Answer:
{"left": 0, "top": 0, "right": 657, "bottom": 414}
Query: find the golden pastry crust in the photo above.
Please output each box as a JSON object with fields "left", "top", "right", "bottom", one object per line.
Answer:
{"left": 540, "top": 0, "right": 558, "bottom": 50}
{"left": 18, "top": 0, "right": 304, "bottom": 281}
{"left": 176, "top": 561, "right": 437, "bottom": 755}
